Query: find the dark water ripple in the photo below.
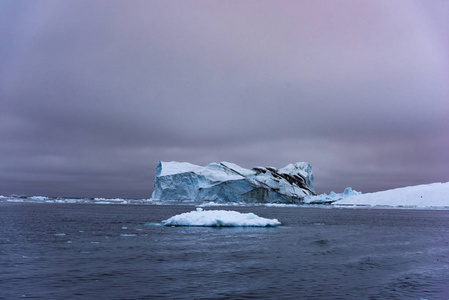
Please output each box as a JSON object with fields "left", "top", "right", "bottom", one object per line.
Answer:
{"left": 0, "top": 203, "right": 448, "bottom": 299}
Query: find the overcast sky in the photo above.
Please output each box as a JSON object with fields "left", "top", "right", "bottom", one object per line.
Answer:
{"left": 1, "top": 0, "right": 448, "bottom": 198}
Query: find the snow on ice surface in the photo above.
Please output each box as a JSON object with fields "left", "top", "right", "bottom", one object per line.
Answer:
{"left": 162, "top": 208, "right": 281, "bottom": 227}
{"left": 159, "top": 161, "right": 243, "bottom": 182}
{"left": 336, "top": 182, "right": 449, "bottom": 207}
{"left": 219, "top": 161, "right": 257, "bottom": 177}
{"left": 278, "top": 162, "right": 310, "bottom": 178}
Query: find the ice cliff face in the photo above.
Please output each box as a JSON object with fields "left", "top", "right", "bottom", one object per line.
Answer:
{"left": 151, "top": 161, "right": 316, "bottom": 203}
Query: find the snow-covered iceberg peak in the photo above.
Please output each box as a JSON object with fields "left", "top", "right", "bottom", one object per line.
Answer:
{"left": 162, "top": 209, "right": 281, "bottom": 227}
{"left": 151, "top": 161, "right": 315, "bottom": 203}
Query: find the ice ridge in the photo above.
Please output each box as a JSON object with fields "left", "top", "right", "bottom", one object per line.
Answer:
{"left": 151, "top": 161, "right": 316, "bottom": 203}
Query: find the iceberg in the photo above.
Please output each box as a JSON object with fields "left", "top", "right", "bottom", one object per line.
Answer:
{"left": 335, "top": 182, "right": 449, "bottom": 208}
{"left": 151, "top": 161, "right": 316, "bottom": 203}
{"left": 303, "top": 187, "right": 361, "bottom": 204}
{"left": 162, "top": 208, "right": 281, "bottom": 227}
{"left": 30, "top": 196, "right": 49, "bottom": 201}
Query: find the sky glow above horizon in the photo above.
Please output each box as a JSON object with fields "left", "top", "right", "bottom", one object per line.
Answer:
{"left": 1, "top": 0, "right": 448, "bottom": 198}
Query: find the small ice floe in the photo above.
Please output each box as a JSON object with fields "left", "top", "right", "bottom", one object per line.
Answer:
{"left": 93, "top": 197, "right": 130, "bottom": 204}
{"left": 7, "top": 199, "right": 24, "bottom": 202}
{"left": 264, "top": 203, "right": 299, "bottom": 207}
{"left": 120, "top": 234, "right": 137, "bottom": 237}
{"left": 197, "top": 201, "right": 244, "bottom": 207}
{"left": 54, "top": 233, "right": 66, "bottom": 236}
{"left": 162, "top": 209, "right": 281, "bottom": 227}
{"left": 144, "top": 222, "right": 163, "bottom": 226}
{"left": 30, "top": 196, "right": 49, "bottom": 201}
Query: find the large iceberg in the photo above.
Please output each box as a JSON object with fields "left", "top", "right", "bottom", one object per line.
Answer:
{"left": 151, "top": 161, "right": 316, "bottom": 203}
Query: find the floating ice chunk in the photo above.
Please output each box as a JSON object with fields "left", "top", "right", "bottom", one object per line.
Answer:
{"left": 94, "top": 198, "right": 129, "bottom": 204}
{"left": 197, "top": 201, "right": 244, "bottom": 207}
{"left": 31, "top": 196, "right": 49, "bottom": 201}
{"left": 162, "top": 210, "right": 281, "bottom": 227}
{"left": 265, "top": 203, "right": 299, "bottom": 207}
{"left": 7, "top": 199, "right": 24, "bottom": 202}
{"left": 303, "top": 187, "right": 361, "bottom": 204}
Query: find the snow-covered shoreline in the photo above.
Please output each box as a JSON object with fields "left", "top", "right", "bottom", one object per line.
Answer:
{"left": 335, "top": 182, "right": 449, "bottom": 208}
{"left": 1, "top": 182, "right": 448, "bottom": 209}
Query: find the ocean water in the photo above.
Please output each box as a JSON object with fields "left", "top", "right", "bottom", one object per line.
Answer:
{"left": 1, "top": 203, "right": 448, "bottom": 299}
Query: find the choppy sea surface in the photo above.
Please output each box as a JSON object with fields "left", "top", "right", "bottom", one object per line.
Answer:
{"left": 1, "top": 203, "right": 448, "bottom": 299}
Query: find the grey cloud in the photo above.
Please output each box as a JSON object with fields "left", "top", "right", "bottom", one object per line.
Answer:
{"left": 1, "top": 0, "right": 448, "bottom": 197}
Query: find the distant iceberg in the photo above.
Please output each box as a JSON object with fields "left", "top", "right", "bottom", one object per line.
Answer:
{"left": 303, "top": 187, "right": 361, "bottom": 204}
{"left": 335, "top": 182, "right": 449, "bottom": 208}
{"left": 162, "top": 208, "right": 281, "bottom": 227}
{"left": 30, "top": 196, "right": 49, "bottom": 201}
{"left": 151, "top": 161, "right": 315, "bottom": 203}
